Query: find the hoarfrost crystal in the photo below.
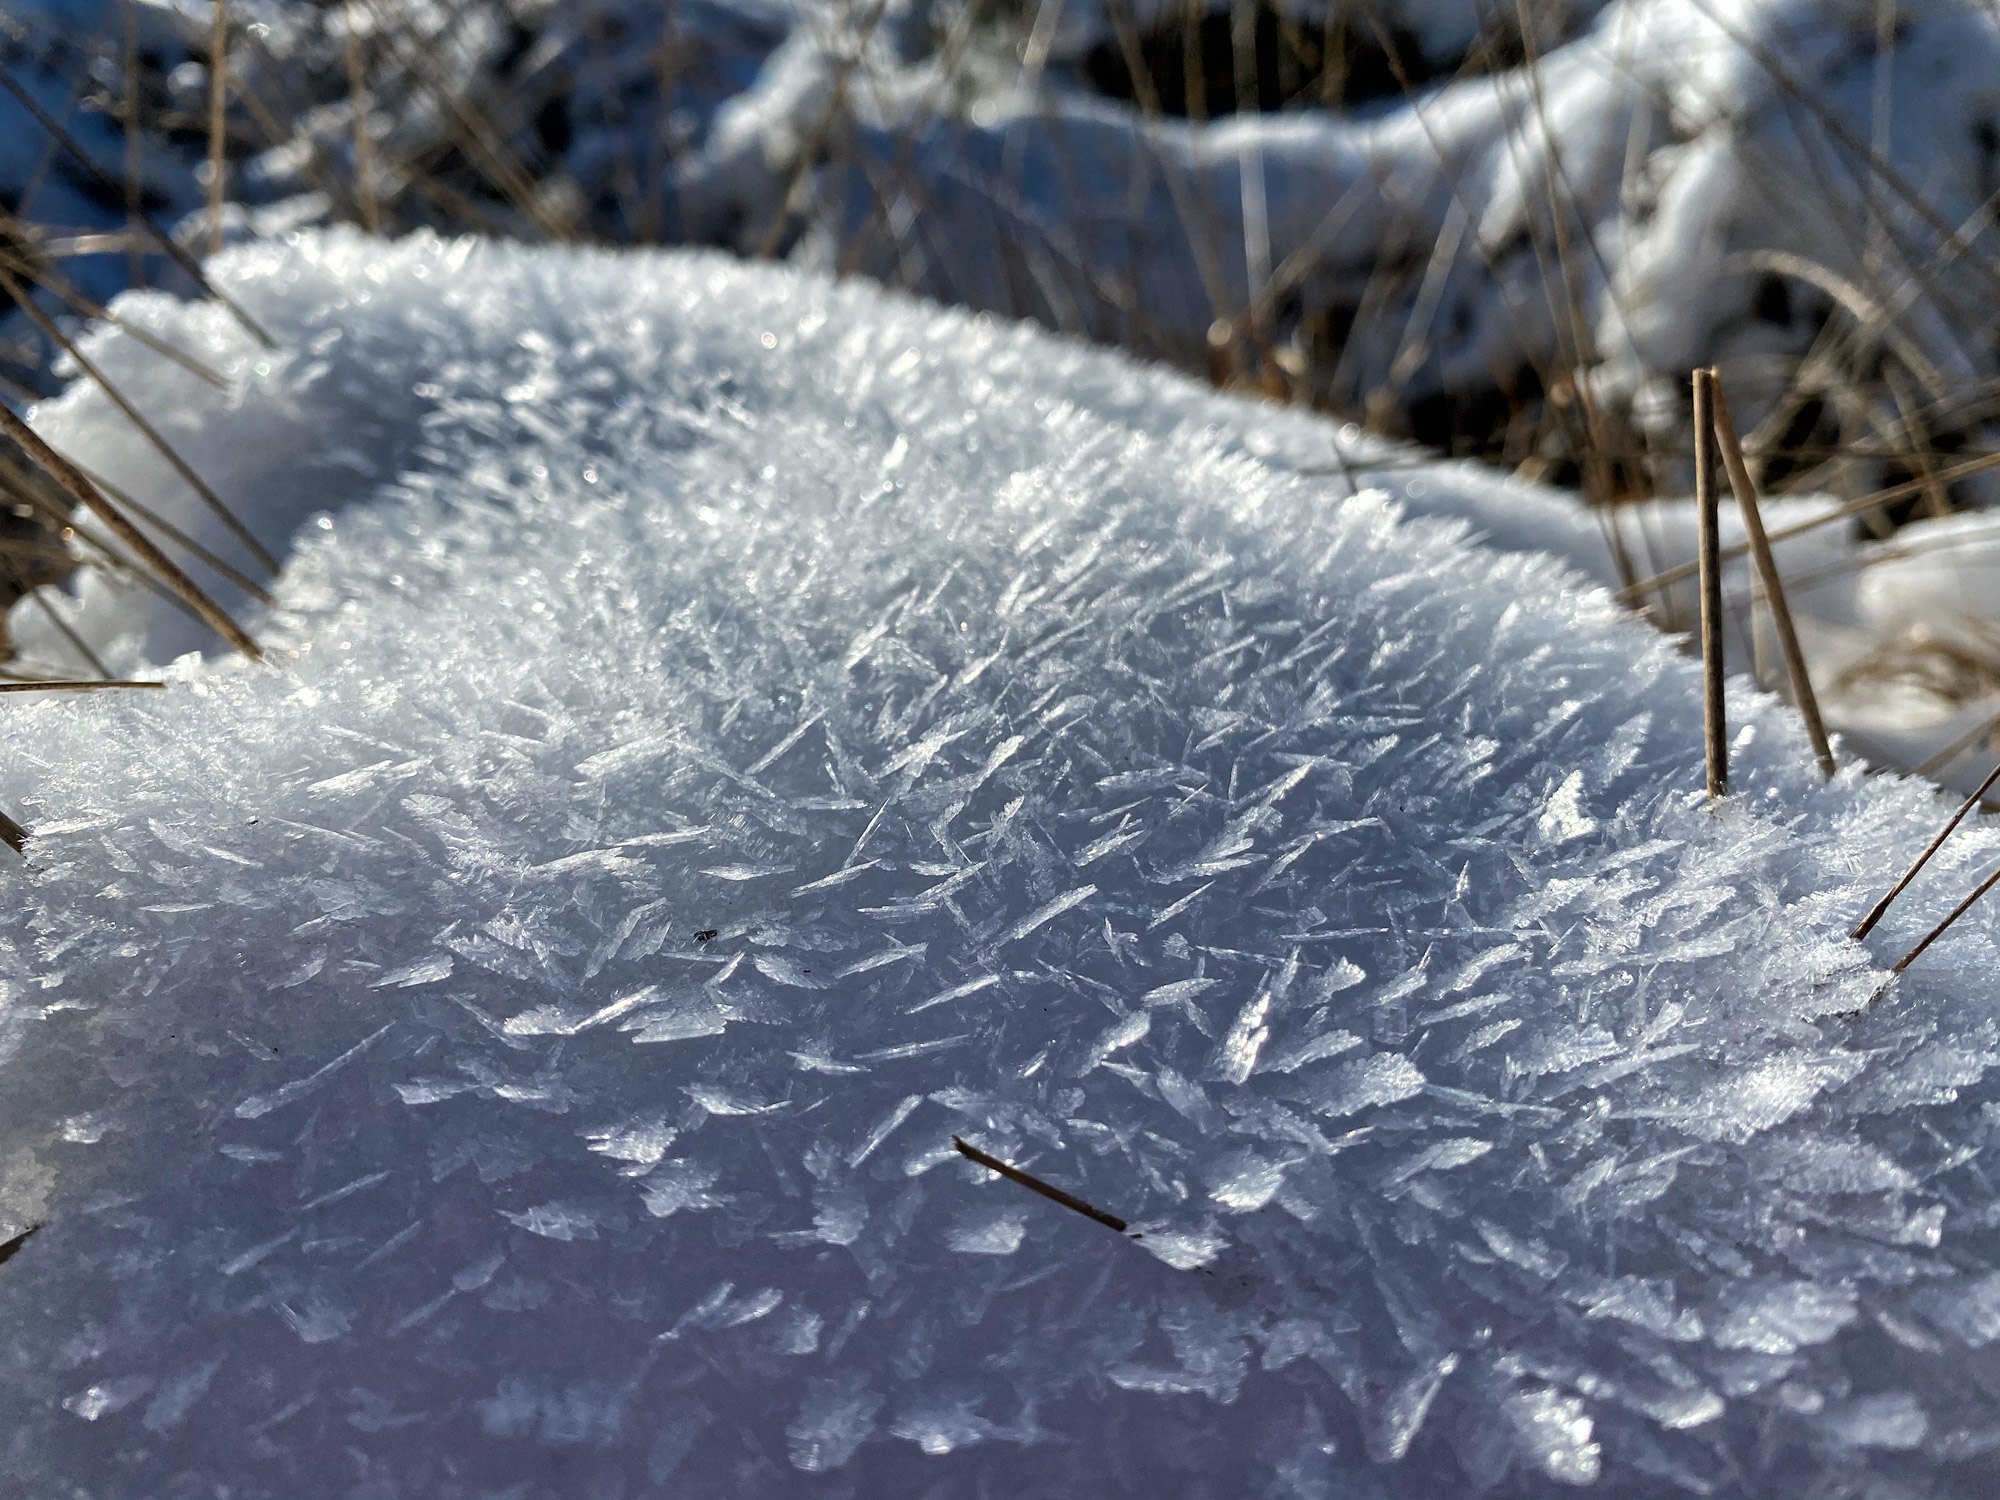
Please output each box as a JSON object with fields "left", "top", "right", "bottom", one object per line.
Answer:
{"left": 0, "top": 233, "right": 1999, "bottom": 1496}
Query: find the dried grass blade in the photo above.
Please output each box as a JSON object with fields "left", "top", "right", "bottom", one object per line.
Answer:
{"left": 1709, "top": 376, "right": 1836, "bottom": 778}
{"left": 1693, "top": 368, "right": 1727, "bottom": 799}
{"left": 1851, "top": 756, "right": 2000, "bottom": 940}
{"left": 344, "top": 19, "right": 380, "bottom": 233}
{"left": 0, "top": 58, "right": 274, "bottom": 349}
{"left": 1612, "top": 451, "right": 2000, "bottom": 605}
{"left": 0, "top": 679, "right": 163, "bottom": 691}
{"left": 0, "top": 403, "right": 260, "bottom": 660}
{"left": 208, "top": 0, "right": 228, "bottom": 257}
{"left": 76, "top": 462, "right": 274, "bottom": 604}
{"left": 0, "top": 547, "right": 109, "bottom": 679}
{"left": 0, "top": 263, "right": 277, "bottom": 576}
{"left": 123, "top": 0, "right": 144, "bottom": 289}
{"left": 951, "top": 1135, "right": 1129, "bottom": 1233}
{"left": 1891, "top": 861, "right": 2000, "bottom": 974}
{"left": 1913, "top": 706, "right": 2000, "bottom": 781}
{"left": 0, "top": 244, "right": 228, "bottom": 389}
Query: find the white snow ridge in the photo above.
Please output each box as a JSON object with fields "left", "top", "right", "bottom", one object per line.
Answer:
{"left": 3, "top": 232, "right": 2000, "bottom": 1497}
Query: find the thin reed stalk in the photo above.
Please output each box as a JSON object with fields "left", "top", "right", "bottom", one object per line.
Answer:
{"left": 1913, "top": 707, "right": 2000, "bottom": 781}
{"left": 0, "top": 539, "right": 107, "bottom": 677}
{"left": 1892, "top": 861, "right": 2000, "bottom": 973}
{"left": 0, "top": 243, "right": 229, "bottom": 389}
{"left": 122, "top": 0, "right": 143, "bottom": 291}
{"left": 0, "top": 264, "right": 276, "bottom": 575}
{"left": 1693, "top": 367, "right": 1727, "bottom": 799}
{"left": 345, "top": 19, "right": 381, "bottom": 234}
{"left": 0, "top": 679, "right": 162, "bottom": 692}
{"left": 24, "top": 584, "right": 111, "bottom": 679}
{"left": 951, "top": 1136, "right": 1131, "bottom": 1234}
{"left": 75, "top": 462, "right": 274, "bottom": 604}
{"left": 1613, "top": 451, "right": 2000, "bottom": 605}
{"left": 208, "top": 0, "right": 228, "bottom": 257}
{"left": 1851, "top": 756, "right": 2000, "bottom": 940}
{"left": 1708, "top": 375, "right": 1836, "bottom": 778}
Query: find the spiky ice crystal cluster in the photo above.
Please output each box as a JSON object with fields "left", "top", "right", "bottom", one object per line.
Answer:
{"left": 2, "top": 232, "right": 1999, "bottom": 1498}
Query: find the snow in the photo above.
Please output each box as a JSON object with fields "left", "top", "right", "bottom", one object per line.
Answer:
{"left": 4, "top": 231, "right": 2000, "bottom": 1494}
{"left": 3, "top": 229, "right": 2000, "bottom": 1496}
{"left": 671, "top": 0, "right": 2000, "bottom": 493}
{"left": 15, "top": 0, "right": 2000, "bottom": 504}
{"left": 18, "top": 0, "right": 2000, "bottom": 786}
{"left": 1859, "top": 514, "right": 2000, "bottom": 646}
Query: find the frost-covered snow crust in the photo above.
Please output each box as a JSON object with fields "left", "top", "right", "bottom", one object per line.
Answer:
{"left": 4, "top": 235, "right": 2000, "bottom": 1497}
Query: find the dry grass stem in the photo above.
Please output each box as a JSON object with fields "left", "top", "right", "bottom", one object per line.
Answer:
{"left": 61, "top": 526, "right": 230, "bottom": 638}
{"left": 344, "top": 19, "right": 381, "bottom": 233}
{"left": 0, "top": 402, "right": 260, "bottom": 660}
{"left": 0, "top": 679, "right": 163, "bottom": 692}
{"left": 20, "top": 581, "right": 111, "bottom": 679}
{"left": 122, "top": 0, "right": 143, "bottom": 290}
{"left": 1851, "top": 755, "right": 2000, "bottom": 940}
{"left": 1694, "top": 368, "right": 1727, "bottom": 799}
{"left": 355, "top": 0, "right": 573, "bottom": 241}
{"left": 74, "top": 463, "right": 274, "bottom": 604}
{"left": 1708, "top": 374, "right": 1836, "bottom": 778}
{"left": 0, "top": 244, "right": 229, "bottom": 389}
{"left": 208, "top": 0, "right": 228, "bottom": 257}
{"left": 1613, "top": 451, "right": 2000, "bottom": 606}
{"left": 0, "top": 264, "right": 276, "bottom": 575}
{"left": 1913, "top": 706, "right": 2000, "bottom": 780}
{"left": 0, "top": 60, "right": 274, "bottom": 350}
{"left": 950, "top": 1135, "right": 1131, "bottom": 1234}
{"left": 1891, "top": 860, "right": 2000, "bottom": 974}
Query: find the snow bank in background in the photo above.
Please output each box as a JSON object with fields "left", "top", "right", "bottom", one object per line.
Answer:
{"left": 15, "top": 0, "right": 2000, "bottom": 498}
{"left": 5, "top": 233, "right": 2000, "bottom": 1497}
{"left": 678, "top": 0, "right": 2000, "bottom": 488}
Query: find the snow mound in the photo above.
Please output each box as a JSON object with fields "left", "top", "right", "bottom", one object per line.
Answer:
{"left": 17, "top": 0, "right": 1999, "bottom": 499}
{"left": 3, "top": 232, "right": 2000, "bottom": 1497}
{"left": 679, "top": 0, "right": 2000, "bottom": 493}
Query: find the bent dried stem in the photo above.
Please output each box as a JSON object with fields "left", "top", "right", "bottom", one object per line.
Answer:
{"left": 77, "top": 462, "right": 273, "bottom": 604}
{"left": 1613, "top": 452, "right": 2000, "bottom": 606}
{"left": 208, "top": 0, "right": 228, "bottom": 257}
{"left": 0, "top": 239, "right": 229, "bottom": 389}
{"left": 344, "top": 18, "right": 380, "bottom": 233}
{"left": 1913, "top": 706, "right": 2000, "bottom": 781}
{"left": 0, "top": 59, "right": 274, "bottom": 349}
{"left": 0, "top": 679, "right": 163, "bottom": 691}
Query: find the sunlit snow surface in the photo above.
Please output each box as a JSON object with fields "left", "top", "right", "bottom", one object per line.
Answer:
{"left": 4, "top": 234, "right": 2000, "bottom": 1497}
